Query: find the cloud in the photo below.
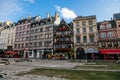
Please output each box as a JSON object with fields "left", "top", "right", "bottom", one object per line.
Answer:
{"left": 23, "top": 0, "right": 34, "bottom": 3}
{"left": 55, "top": 5, "right": 77, "bottom": 20}
{"left": 0, "top": 0, "right": 22, "bottom": 21}
{"left": 0, "top": 0, "right": 35, "bottom": 22}
{"left": 96, "top": 0, "right": 120, "bottom": 21}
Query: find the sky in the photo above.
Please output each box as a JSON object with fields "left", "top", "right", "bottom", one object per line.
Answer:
{"left": 0, "top": 0, "right": 120, "bottom": 23}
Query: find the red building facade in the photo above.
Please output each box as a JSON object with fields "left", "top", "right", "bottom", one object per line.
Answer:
{"left": 98, "top": 20, "right": 120, "bottom": 60}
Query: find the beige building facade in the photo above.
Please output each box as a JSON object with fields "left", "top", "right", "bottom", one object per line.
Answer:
{"left": 113, "top": 13, "right": 120, "bottom": 47}
{"left": 0, "top": 21, "right": 16, "bottom": 51}
{"left": 73, "top": 16, "right": 98, "bottom": 59}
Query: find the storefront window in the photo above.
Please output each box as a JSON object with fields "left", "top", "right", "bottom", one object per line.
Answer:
{"left": 83, "top": 36, "right": 87, "bottom": 43}
{"left": 76, "top": 37, "right": 80, "bottom": 43}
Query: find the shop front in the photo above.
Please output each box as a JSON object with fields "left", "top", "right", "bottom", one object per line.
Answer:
{"left": 100, "top": 49, "right": 120, "bottom": 60}
{"left": 85, "top": 48, "right": 99, "bottom": 60}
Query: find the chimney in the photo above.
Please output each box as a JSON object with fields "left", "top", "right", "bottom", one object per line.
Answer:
{"left": 37, "top": 15, "right": 40, "bottom": 22}
{"left": 111, "top": 17, "right": 113, "bottom": 21}
{"left": 46, "top": 13, "right": 50, "bottom": 19}
{"left": 21, "top": 16, "right": 24, "bottom": 20}
{"left": 28, "top": 15, "right": 31, "bottom": 20}
{"left": 55, "top": 11, "right": 59, "bottom": 20}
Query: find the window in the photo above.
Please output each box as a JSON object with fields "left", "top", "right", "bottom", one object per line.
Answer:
{"left": 35, "top": 35, "right": 37, "bottom": 39}
{"left": 18, "top": 44, "right": 20, "bottom": 48}
{"left": 36, "top": 24, "right": 39, "bottom": 27}
{"left": 20, "top": 26, "right": 23, "bottom": 30}
{"left": 20, "top": 32, "right": 22, "bottom": 35}
{"left": 83, "top": 28, "right": 86, "bottom": 32}
{"left": 24, "top": 25, "right": 28, "bottom": 29}
{"left": 119, "top": 25, "right": 120, "bottom": 27}
{"left": 17, "top": 27, "right": 20, "bottom": 31}
{"left": 100, "top": 25, "right": 105, "bottom": 29}
{"left": 27, "top": 31, "right": 29, "bottom": 34}
{"left": 39, "top": 42, "right": 42, "bottom": 46}
{"left": 90, "top": 36, "right": 94, "bottom": 42}
{"left": 46, "top": 27, "right": 49, "bottom": 31}
{"left": 89, "top": 20, "right": 93, "bottom": 25}
{"left": 26, "top": 37, "right": 29, "bottom": 41}
{"left": 22, "top": 37, "right": 26, "bottom": 41}
{"left": 76, "top": 37, "right": 80, "bottom": 43}
{"left": 49, "top": 27, "right": 52, "bottom": 31}
{"left": 31, "top": 30, "right": 34, "bottom": 34}
{"left": 22, "top": 43, "right": 24, "bottom": 48}
{"left": 106, "top": 24, "right": 112, "bottom": 29}
{"left": 76, "top": 22, "right": 79, "bottom": 26}
{"left": 40, "top": 28, "right": 43, "bottom": 32}
{"left": 25, "top": 43, "right": 28, "bottom": 48}
{"left": 82, "top": 21, "right": 86, "bottom": 26}
{"left": 8, "top": 40, "right": 9, "bottom": 44}
{"left": 34, "top": 42, "right": 37, "bottom": 47}
{"left": 83, "top": 36, "right": 87, "bottom": 43}
{"left": 15, "top": 44, "right": 17, "bottom": 48}
{"left": 89, "top": 27, "right": 93, "bottom": 32}
{"left": 101, "top": 32, "right": 106, "bottom": 38}
{"left": 107, "top": 32, "right": 112, "bottom": 37}
{"left": 30, "top": 43, "right": 33, "bottom": 47}
{"left": 35, "top": 29, "right": 38, "bottom": 33}
{"left": 76, "top": 28, "right": 80, "bottom": 33}
{"left": 11, "top": 39, "right": 13, "bottom": 44}
{"left": 19, "top": 38, "right": 22, "bottom": 41}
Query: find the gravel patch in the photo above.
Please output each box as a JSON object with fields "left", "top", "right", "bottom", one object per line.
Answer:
{"left": 0, "top": 60, "right": 83, "bottom": 80}
{"left": 3, "top": 75, "right": 69, "bottom": 80}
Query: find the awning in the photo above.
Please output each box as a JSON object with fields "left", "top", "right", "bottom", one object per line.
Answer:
{"left": 85, "top": 48, "right": 99, "bottom": 53}
{"left": 100, "top": 49, "right": 120, "bottom": 54}
{"left": 85, "top": 50, "right": 99, "bottom": 53}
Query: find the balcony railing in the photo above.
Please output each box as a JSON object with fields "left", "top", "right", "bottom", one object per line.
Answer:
{"left": 89, "top": 32, "right": 94, "bottom": 36}
{"left": 75, "top": 33, "right": 81, "bottom": 36}
{"left": 55, "top": 48, "right": 70, "bottom": 52}
{"left": 58, "top": 27, "right": 67, "bottom": 31}
{"left": 54, "top": 34, "right": 73, "bottom": 38}
{"left": 54, "top": 41, "right": 73, "bottom": 44}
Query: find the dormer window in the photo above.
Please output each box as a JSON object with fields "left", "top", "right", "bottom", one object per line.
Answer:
{"left": 76, "top": 22, "right": 79, "bottom": 26}
{"left": 82, "top": 21, "right": 86, "bottom": 26}
{"left": 89, "top": 20, "right": 93, "bottom": 25}
{"left": 101, "top": 32, "right": 106, "bottom": 38}
{"left": 106, "top": 24, "right": 112, "bottom": 29}
{"left": 100, "top": 25, "right": 105, "bottom": 29}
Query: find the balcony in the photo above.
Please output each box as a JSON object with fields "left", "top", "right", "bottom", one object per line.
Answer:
{"left": 58, "top": 27, "right": 67, "bottom": 31}
{"left": 75, "top": 33, "right": 81, "bottom": 36}
{"left": 75, "top": 43, "right": 84, "bottom": 46}
{"left": 89, "top": 32, "right": 94, "bottom": 36}
{"left": 54, "top": 41, "right": 73, "bottom": 44}
{"left": 55, "top": 48, "right": 70, "bottom": 52}
{"left": 54, "top": 34, "right": 73, "bottom": 38}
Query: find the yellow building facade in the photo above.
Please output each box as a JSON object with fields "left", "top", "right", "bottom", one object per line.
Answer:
{"left": 73, "top": 16, "right": 98, "bottom": 59}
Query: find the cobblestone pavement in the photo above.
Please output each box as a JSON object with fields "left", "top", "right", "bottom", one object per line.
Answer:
{"left": 0, "top": 60, "right": 84, "bottom": 80}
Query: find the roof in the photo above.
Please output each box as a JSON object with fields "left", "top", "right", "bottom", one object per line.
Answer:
{"left": 54, "top": 19, "right": 73, "bottom": 33}
{"left": 30, "top": 16, "right": 55, "bottom": 26}
{"left": 74, "top": 15, "right": 96, "bottom": 21}
{"left": 113, "top": 13, "right": 120, "bottom": 20}
{"left": 97, "top": 20, "right": 117, "bottom": 30}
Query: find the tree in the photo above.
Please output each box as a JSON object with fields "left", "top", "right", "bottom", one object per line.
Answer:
{"left": 69, "top": 48, "right": 74, "bottom": 59}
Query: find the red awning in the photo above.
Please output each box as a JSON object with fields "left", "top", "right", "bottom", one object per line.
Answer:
{"left": 5, "top": 51, "right": 17, "bottom": 55}
{"left": 100, "top": 49, "right": 120, "bottom": 54}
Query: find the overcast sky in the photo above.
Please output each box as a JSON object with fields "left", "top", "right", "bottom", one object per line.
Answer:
{"left": 0, "top": 0, "right": 120, "bottom": 22}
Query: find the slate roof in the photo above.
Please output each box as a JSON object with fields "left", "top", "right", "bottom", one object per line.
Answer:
{"left": 54, "top": 19, "right": 73, "bottom": 33}
{"left": 97, "top": 20, "right": 117, "bottom": 30}
{"left": 31, "top": 16, "right": 55, "bottom": 26}
{"left": 74, "top": 15, "right": 96, "bottom": 21}
{"left": 113, "top": 13, "right": 120, "bottom": 20}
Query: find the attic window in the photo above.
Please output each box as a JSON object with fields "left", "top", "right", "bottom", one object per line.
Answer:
{"left": 40, "top": 23, "right": 44, "bottom": 26}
